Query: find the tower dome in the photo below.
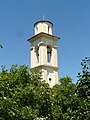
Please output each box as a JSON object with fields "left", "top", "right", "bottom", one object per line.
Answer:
{"left": 34, "top": 20, "right": 53, "bottom": 35}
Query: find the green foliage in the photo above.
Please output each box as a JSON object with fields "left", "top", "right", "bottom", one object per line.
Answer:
{"left": 74, "top": 57, "right": 90, "bottom": 120}
{"left": 0, "top": 57, "right": 90, "bottom": 119}
{"left": 0, "top": 65, "right": 52, "bottom": 119}
{"left": 0, "top": 44, "right": 3, "bottom": 48}
{"left": 77, "top": 57, "right": 90, "bottom": 101}
{"left": 51, "top": 76, "right": 76, "bottom": 120}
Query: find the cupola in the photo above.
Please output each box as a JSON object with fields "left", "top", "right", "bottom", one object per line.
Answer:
{"left": 34, "top": 20, "right": 53, "bottom": 35}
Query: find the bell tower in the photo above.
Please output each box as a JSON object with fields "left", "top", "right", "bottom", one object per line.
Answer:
{"left": 28, "top": 20, "right": 60, "bottom": 87}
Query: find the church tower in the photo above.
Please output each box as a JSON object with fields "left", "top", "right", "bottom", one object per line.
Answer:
{"left": 28, "top": 20, "right": 60, "bottom": 87}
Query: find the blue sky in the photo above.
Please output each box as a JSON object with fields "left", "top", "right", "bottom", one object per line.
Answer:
{"left": 0, "top": 0, "right": 90, "bottom": 83}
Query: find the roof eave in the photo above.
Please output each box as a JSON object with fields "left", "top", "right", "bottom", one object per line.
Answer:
{"left": 34, "top": 20, "right": 53, "bottom": 27}
{"left": 27, "top": 32, "right": 60, "bottom": 43}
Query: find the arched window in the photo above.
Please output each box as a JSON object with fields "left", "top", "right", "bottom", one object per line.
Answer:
{"left": 36, "top": 46, "right": 39, "bottom": 63}
{"left": 47, "top": 46, "right": 52, "bottom": 63}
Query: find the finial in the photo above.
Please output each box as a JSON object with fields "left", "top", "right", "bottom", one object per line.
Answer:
{"left": 43, "top": 15, "right": 45, "bottom": 20}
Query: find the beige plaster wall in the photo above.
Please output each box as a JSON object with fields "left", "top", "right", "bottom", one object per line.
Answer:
{"left": 35, "top": 22, "right": 52, "bottom": 35}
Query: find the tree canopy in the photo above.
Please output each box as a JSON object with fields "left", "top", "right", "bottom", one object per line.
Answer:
{"left": 0, "top": 57, "right": 90, "bottom": 120}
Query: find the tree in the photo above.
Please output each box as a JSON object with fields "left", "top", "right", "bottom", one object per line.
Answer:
{"left": 0, "top": 44, "right": 3, "bottom": 48}
{"left": 0, "top": 65, "right": 52, "bottom": 120}
{"left": 77, "top": 57, "right": 90, "bottom": 101}
{"left": 51, "top": 76, "right": 76, "bottom": 120}
{"left": 73, "top": 57, "right": 90, "bottom": 120}
{"left": 0, "top": 57, "right": 89, "bottom": 119}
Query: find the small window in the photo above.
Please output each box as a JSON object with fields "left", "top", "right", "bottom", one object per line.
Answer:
{"left": 47, "top": 46, "right": 52, "bottom": 63}
{"left": 49, "top": 78, "right": 51, "bottom": 84}
{"left": 49, "top": 78, "right": 51, "bottom": 81}
{"left": 48, "top": 26, "right": 50, "bottom": 33}
{"left": 36, "top": 27, "right": 38, "bottom": 33}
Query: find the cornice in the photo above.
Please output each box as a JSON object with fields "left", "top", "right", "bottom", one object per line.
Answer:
{"left": 31, "top": 64, "right": 58, "bottom": 70}
{"left": 27, "top": 32, "right": 60, "bottom": 43}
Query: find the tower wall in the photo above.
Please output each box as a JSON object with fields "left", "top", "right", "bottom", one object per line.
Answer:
{"left": 42, "top": 67, "right": 58, "bottom": 87}
{"left": 28, "top": 20, "right": 60, "bottom": 87}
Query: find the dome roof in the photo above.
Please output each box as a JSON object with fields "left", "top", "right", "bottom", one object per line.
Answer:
{"left": 34, "top": 20, "right": 53, "bottom": 27}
